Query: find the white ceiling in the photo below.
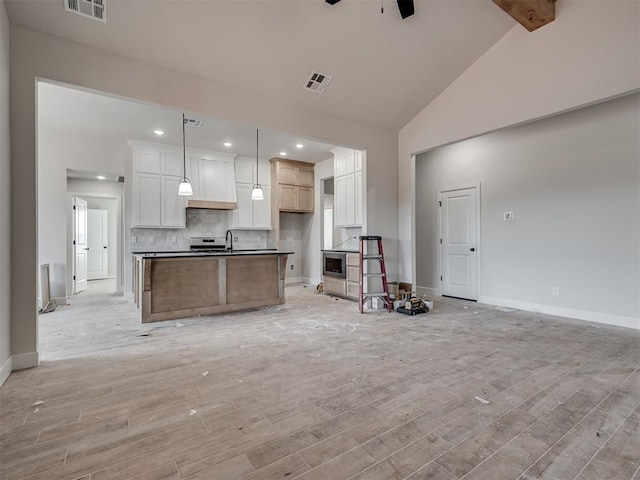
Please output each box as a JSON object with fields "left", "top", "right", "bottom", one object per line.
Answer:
{"left": 7, "top": 0, "right": 517, "bottom": 132}
{"left": 38, "top": 82, "right": 339, "bottom": 163}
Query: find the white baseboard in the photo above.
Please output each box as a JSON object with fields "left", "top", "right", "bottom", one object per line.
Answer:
{"left": 12, "top": 351, "right": 39, "bottom": 370}
{"left": 302, "top": 277, "right": 321, "bottom": 286}
{"left": 285, "top": 277, "right": 304, "bottom": 285}
{"left": 479, "top": 295, "right": 640, "bottom": 330}
{"left": 0, "top": 356, "right": 12, "bottom": 387}
{"left": 54, "top": 296, "right": 70, "bottom": 306}
{"left": 416, "top": 286, "right": 440, "bottom": 298}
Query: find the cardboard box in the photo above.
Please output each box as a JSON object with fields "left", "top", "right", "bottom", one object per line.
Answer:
{"left": 397, "top": 282, "right": 414, "bottom": 300}
{"left": 387, "top": 282, "right": 398, "bottom": 299}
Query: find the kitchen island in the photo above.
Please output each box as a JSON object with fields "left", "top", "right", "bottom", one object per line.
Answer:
{"left": 132, "top": 251, "right": 291, "bottom": 323}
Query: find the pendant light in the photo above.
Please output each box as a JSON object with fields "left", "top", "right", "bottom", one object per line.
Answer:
{"left": 178, "top": 113, "right": 193, "bottom": 196}
{"left": 251, "top": 129, "right": 264, "bottom": 201}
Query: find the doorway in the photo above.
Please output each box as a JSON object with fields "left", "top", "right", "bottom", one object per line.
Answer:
{"left": 438, "top": 185, "right": 480, "bottom": 300}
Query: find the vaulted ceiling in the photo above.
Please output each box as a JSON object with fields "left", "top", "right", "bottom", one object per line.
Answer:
{"left": 6, "top": 0, "right": 518, "bottom": 131}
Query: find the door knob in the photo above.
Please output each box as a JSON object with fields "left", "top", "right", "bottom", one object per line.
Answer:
{"left": 103, "top": 246, "right": 108, "bottom": 249}
{"left": 470, "top": 248, "right": 475, "bottom": 252}
{"left": 84, "top": 247, "right": 90, "bottom": 251}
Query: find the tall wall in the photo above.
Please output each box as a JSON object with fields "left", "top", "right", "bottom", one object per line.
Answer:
{"left": 38, "top": 130, "right": 127, "bottom": 299}
{"left": 0, "top": 0, "right": 11, "bottom": 384}
{"left": 416, "top": 93, "right": 639, "bottom": 328}
{"left": 399, "top": 1, "right": 640, "bottom": 286}
{"left": 9, "top": 25, "right": 397, "bottom": 365}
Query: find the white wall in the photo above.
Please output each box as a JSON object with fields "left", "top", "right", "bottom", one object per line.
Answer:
{"left": 399, "top": 1, "right": 640, "bottom": 284}
{"left": 38, "top": 130, "right": 127, "bottom": 300}
{"left": 416, "top": 94, "right": 639, "bottom": 328}
{"left": 10, "top": 25, "right": 397, "bottom": 364}
{"left": 302, "top": 157, "right": 333, "bottom": 284}
{"left": 0, "top": 0, "right": 11, "bottom": 384}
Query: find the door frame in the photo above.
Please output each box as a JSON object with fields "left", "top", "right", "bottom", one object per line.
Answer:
{"left": 67, "top": 192, "right": 124, "bottom": 296}
{"left": 437, "top": 183, "right": 481, "bottom": 298}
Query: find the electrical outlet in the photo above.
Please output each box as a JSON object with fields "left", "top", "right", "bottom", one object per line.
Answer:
{"left": 171, "top": 236, "right": 177, "bottom": 244}
{"left": 504, "top": 211, "right": 515, "bottom": 221}
{"left": 552, "top": 286, "right": 560, "bottom": 296}
{"left": 234, "top": 236, "right": 238, "bottom": 242}
{"left": 290, "top": 264, "right": 294, "bottom": 270}
{"left": 131, "top": 236, "right": 137, "bottom": 243}
{"left": 149, "top": 236, "right": 155, "bottom": 244}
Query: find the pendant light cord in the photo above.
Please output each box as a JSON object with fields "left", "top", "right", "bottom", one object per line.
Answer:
{"left": 255, "top": 128, "right": 259, "bottom": 185}
{"left": 182, "top": 113, "right": 186, "bottom": 180}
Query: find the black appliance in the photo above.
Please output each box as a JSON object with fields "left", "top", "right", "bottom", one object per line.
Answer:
{"left": 323, "top": 251, "right": 346, "bottom": 278}
{"left": 189, "top": 236, "right": 227, "bottom": 252}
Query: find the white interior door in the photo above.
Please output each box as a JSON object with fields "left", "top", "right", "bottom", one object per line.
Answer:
{"left": 73, "top": 197, "right": 88, "bottom": 293}
{"left": 87, "top": 209, "right": 108, "bottom": 280}
{"left": 440, "top": 187, "right": 477, "bottom": 300}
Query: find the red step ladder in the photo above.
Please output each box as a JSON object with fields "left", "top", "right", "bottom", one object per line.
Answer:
{"left": 359, "top": 236, "right": 392, "bottom": 313}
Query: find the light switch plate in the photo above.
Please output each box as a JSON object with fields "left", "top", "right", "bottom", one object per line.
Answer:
{"left": 504, "top": 211, "right": 514, "bottom": 221}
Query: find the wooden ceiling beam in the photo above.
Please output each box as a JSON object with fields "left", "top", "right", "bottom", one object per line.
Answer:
{"left": 492, "top": 0, "right": 556, "bottom": 32}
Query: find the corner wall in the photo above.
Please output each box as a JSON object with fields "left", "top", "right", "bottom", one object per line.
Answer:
{"left": 9, "top": 24, "right": 397, "bottom": 366}
{"left": 0, "top": 0, "right": 11, "bottom": 385}
{"left": 399, "top": 1, "right": 640, "bottom": 316}
{"left": 416, "top": 94, "right": 639, "bottom": 328}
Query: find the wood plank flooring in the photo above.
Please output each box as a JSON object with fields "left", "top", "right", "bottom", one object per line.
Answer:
{"left": 1, "top": 284, "right": 638, "bottom": 480}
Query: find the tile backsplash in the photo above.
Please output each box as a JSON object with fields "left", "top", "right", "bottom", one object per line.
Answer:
{"left": 131, "top": 209, "right": 268, "bottom": 252}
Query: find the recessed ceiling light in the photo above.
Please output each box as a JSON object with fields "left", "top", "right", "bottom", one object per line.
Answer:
{"left": 296, "top": 144, "right": 304, "bottom": 149}
{"left": 280, "top": 152, "right": 287, "bottom": 156}
{"left": 153, "top": 130, "right": 165, "bottom": 136}
{"left": 96, "top": 175, "right": 106, "bottom": 180}
{"left": 223, "top": 142, "right": 232, "bottom": 147}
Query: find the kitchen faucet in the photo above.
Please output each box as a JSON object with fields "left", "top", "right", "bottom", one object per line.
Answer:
{"left": 225, "top": 229, "right": 233, "bottom": 252}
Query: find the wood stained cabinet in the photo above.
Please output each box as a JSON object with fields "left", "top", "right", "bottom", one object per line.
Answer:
{"left": 271, "top": 158, "right": 314, "bottom": 213}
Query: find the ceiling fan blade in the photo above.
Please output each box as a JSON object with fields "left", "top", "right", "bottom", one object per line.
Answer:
{"left": 396, "top": 0, "right": 414, "bottom": 19}
{"left": 326, "top": 0, "right": 341, "bottom": 4}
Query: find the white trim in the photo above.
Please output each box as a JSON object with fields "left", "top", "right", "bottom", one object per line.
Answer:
{"left": 54, "top": 296, "right": 70, "bottom": 306}
{"left": 416, "top": 286, "right": 440, "bottom": 298}
{"left": 285, "top": 277, "right": 304, "bottom": 285}
{"left": 479, "top": 295, "right": 640, "bottom": 331}
{"left": 410, "top": 154, "right": 417, "bottom": 290}
{"left": 301, "top": 277, "right": 320, "bottom": 286}
{"left": 437, "top": 183, "right": 481, "bottom": 300}
{"left": 0, "top": 356, "right": 12, "bottom": 386}
{"left": 12, "top": 351, "right": 39, "bottom": 370}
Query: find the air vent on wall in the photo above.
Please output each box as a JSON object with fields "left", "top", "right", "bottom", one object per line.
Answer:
{"left": 64, "top": 0, "right": 106, "bottom": 22}
{"left": 304, "top": 72, "right": 333, "bottom": 94}
{"left": 183, "top": 117, "right": 204, "bottom": 127}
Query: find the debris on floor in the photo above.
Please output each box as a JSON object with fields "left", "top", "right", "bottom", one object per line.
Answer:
{"left": 474, "top": 396, "right": 490, "bottom": 404}
{"left": 188, "top": 409, "right": 197, "bottom": 416}
{"left": 201, "top": 371, "right": 209, "bottom": 377}
{"left": 31, "top": 400, "right": 45, "bottom": 407}
{"left": 136, "top": 333, "right": 151, "bottom": 337}
{"left": 176, "top": 321, "right": 184, "bottom": 328}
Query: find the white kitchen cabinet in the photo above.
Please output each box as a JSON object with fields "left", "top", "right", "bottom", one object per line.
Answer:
{"left": 161, "top": 176, "right": 186, "bottom": 227}
{"left": 231, "top": 158, "right": 271, "bottom": 230}
{"left": 332, "top": 147, "right": 363, "bottom": 228}
{"left": 134, "top": 173, "right": 161, "bottom": 226}
{"left": 131, "top": 143, "right": 187, "bottom": 228}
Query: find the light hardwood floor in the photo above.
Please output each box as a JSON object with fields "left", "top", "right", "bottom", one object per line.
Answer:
{"left": 1, "top": 285, "right": 638, "bottom": 480}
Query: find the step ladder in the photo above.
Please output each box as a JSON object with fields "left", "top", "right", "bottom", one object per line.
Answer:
{"left": 359, "top": 236, "right": 392, "bottom": 313}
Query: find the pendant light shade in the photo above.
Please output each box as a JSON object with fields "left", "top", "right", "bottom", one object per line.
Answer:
{"left": 251, "top": 128, "right": 264, "bottom": 201}
{"left": 178, "top": 113, "right": 193, "bottom": 196}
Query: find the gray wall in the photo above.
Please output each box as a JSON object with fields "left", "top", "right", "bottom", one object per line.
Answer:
{"left": 0, "top": 0, "right": 10, "bottom": 383}
{"left": 416, "top": 94, "right": 639, "bottom": 323}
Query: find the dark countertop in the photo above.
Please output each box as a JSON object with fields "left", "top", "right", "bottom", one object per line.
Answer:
{"left": 133, "top": 250, "right": 292, "bottom": 259}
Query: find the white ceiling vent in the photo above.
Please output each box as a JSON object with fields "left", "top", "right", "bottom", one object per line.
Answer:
{"left": 183, "top": 117, "right": 204, "bottom": 127}
{"left": 64, "top": 0, "right": 106, "bottom": 23}
{"left": 304, "top": 72, "right": 333, "bottom": 94}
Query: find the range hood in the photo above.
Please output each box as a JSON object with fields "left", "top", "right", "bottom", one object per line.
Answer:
{"left": 187, "top": 200, "right": 237, "bottom": 210}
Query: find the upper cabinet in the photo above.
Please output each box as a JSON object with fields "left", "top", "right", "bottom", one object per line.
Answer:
{"left": 132, "top": 147, "right": 186, "bottom": 228}
{"left": 271, "top": 158, "right": 314, "bottom": 213}
{"left": 186, "top": 151, "right": 238, "bottom": 209}
{"left": 231, "top": 157, "right": 272, "bottom": 230}
{"left": 130, "top": 141, "right": 239, "bottom": 228}
{"left": 332, "top": 147, "right": 363, "bottom": 227}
